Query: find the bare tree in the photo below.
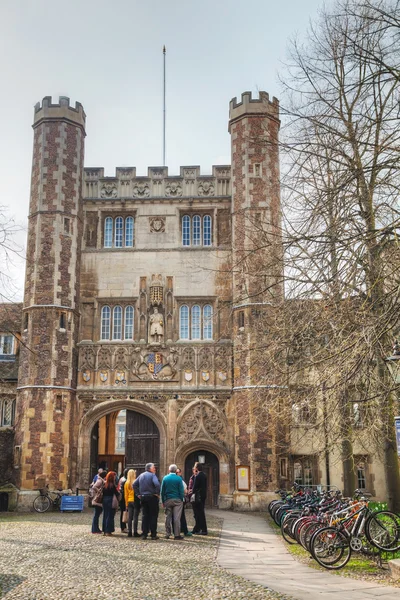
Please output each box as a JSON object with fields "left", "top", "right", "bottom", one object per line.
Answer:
{"left": 277, "top": 0, "right": 400, "bottom": 509}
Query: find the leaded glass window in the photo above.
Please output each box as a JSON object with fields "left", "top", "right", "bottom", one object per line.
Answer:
{"left": 125, "top": 306, "right": 134, "bottom": 340}
{"left": 125, "top": 216, "right": 134, "bottom": 247}
{"left": 182, "top": 215, "right": 190, "bottom": 246}
{"left": 192, "top": 215, "right": 201, "bottom": 246}
{"left": 203, "top": 215, "right": 212, "bottom": 246}
{"left": 0, "top": 335, "right": 14, "bottom": 355}
{"left": 101, "top": 306, "right": 111, "bottom": 340}
{"left": 191, "top": 305, "right": 201, "bottom": 339}
{"left": 179, "top": 305, "right": 189, "bottom": 339}
{"left": 203, "top": 304, "right": 213, "bottom": 339}
{"left": 0, "top": 398, "right": 15, "bottom": 426}
{"left": 113, "top": 306, "right": 122, "bottom": 340}
{"left": 115, "top": 217, "right": 123, "bottom": 248}
{"left": 104, "top": 217, "right": 113, "bottom": 248}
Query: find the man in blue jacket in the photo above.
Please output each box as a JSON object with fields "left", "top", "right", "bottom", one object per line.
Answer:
{"left": 133, "top": 462, "right": 161, "bottom": 540}
{"left": 160, "top": 464, "right": 184, "bottom": 540}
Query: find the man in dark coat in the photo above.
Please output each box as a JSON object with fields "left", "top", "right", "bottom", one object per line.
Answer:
{"left": 191, "top": 463, "right": 208, "bottom": 535}
{"left": 133, "top": 462, "right": 161, "bottom": 540}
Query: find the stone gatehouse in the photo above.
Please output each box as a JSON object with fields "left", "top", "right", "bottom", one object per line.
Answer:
{"left": 0, "top": 92, "right": 390, "bottom": 510}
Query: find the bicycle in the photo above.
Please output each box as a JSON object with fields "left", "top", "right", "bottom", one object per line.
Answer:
{"left": 33, "top": 485, "right": 66, "bottom": 513}
{"left": 310, "top": 492, "right": 400, "bottom": 570}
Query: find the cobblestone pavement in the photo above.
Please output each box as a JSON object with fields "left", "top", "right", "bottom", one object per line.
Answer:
{"left": 0, "top": 510, "right": 292, "bottom": 600}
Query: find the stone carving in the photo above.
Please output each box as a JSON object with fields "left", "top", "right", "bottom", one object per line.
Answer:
{"left": 177, "top": 401, "right": 226, "bottom": 446}
{"left": 149, "top": 308, "right": 164, "bottom": 343}
{"left": 183, "top": 169, "right": 196, "bottom": 178}
{"left": 98, "top": 347, "right": 112, "bottom": 370}
{"left": 215, "top": 345, "right": 231, "bottom": 371}
{"left": 130, "top": 347, "right": 178, "bottom": 382}
{"left": 149, "top": 217, "right": 165, "bottom": 233}
{"left": 198, "top": 180, "right": 215, "bottom": 196}
{"left": 150, "top": 274, "right": 163, "bottom": 305}
{"left": 152, "top": 169, "right": 164, "bottom": 178}
{"left": 114, "top": 347, "right": 128, "bottom": 370}
{"left": 165, "top": 181, "right": 182, "bottom": 197}
{"left": 118, "top": 168, "right": 132, "bottom": 179}
{"left": 182, "top": 347, "right": 195, "bottom": 370}
{"left": 215, "top": 168, "right": 230, "bottom": 177}
{"left": 198, "top": 347, "right": 212, "bottom": 371}
{"left": 80, "top": 346, "right": 96, "bottom": 370}
{"left": 86, "top": 170, "right": 100, "bottom": 179}
{"left": 100, "top": 183, "right": 118, "bottom": 198}
{"left": 133, "top": 182, "right": 150, "bottom": 198}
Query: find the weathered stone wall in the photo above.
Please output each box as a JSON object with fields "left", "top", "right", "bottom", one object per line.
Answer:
{"left": 15, "top": 97, "right": 85, "bottom": 491}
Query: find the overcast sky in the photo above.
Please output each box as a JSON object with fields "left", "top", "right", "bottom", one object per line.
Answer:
{"left": 0, "top": 0, "right": 328, "bottom": 301}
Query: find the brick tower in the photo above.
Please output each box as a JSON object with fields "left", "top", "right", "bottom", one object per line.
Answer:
{"left": 229, "top": 92, "right": 284, "bottom": 509}
{"left": 15, "top": 97, "right": 86, "bottom": 493}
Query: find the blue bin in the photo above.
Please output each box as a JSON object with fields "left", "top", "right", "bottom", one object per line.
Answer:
{"left": 61, "top": 495, "right": 84, "bottom": 512}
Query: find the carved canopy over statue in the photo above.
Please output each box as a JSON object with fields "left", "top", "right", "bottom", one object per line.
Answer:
{"left": 149, "top": 307, "right": 164, "bottom": 343}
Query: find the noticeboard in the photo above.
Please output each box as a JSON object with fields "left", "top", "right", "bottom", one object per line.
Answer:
{"left": 236, "top": 465, "right": 250, "bottom": 491}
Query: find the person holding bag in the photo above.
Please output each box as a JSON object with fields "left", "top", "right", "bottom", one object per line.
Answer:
{"left": 124, "top": 469, "right": 141, "bottom": 537}
{"left": 91, "top": 471, "right": 105, "bottom": 534}
{"left": 102, "top": 471, "right": 120, "bottom": 536}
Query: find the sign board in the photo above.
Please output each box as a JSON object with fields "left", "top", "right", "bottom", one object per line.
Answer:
{"left": 395, "top": 416, "right": 400, "bottom": 457}
{"left": 236, "top": 465, "right": 250, "bottom": 491}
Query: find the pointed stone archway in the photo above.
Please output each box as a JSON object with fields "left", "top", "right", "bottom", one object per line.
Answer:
{"left": 77, "top": 398, "right": 167, "bottom": 489}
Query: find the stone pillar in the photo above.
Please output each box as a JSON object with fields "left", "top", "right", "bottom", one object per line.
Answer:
{"left": 15, "top": 97, "right": 86, "bottom": 493}
{"left": 229, "top": 92, "right": 284, "bottom": 509}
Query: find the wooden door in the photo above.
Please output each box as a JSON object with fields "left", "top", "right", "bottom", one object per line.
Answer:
{"left": 90, "top": 421, "right": 99, "bottom": 482}
{"left": 125, "top": 411, "right": 160, "bottom": 476}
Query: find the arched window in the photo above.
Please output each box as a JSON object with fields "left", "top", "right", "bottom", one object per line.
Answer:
{"left": 115, "top": 217, "right": 123, "bottom": 248}
{"left": 124, "top": 306, "right": 134, "bottom": 340}
{"left": 101, "top": 306, "right": 111, "bottom": 340}
{"left": 182, "top": 215, "right": 190, "bottom": 246}
{"left": 179, "top": 305, "right": 189, "bottom": 339}
{"left": 125, "top": 216, "right": 134, "bottom": 247}
{"left": 113, "top": 306, "right": 122, "bottom": 339}
{"left": 0, "top": 398, "right": 16, "bottom": 426}
{"left": 294, "top": 461, "right": 303, "bottom": 485}
{"left": 192, "top": 215, "right": 201, "bottom": 246}
{"left": 203, "top": 304, "right": 213, "bottom": 339}
{"left": 203, "top": 215, "right": 212, "bottom": 246}
{"left": 104, "top": 217, "right": 113, "bottom": 248}
{"left": 191, "top": 305, "right": 201, "bottom": 339}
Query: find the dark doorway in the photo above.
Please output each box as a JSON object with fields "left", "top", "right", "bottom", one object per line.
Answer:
{"left": 0, "top": 492, "right": 9, "bottom": 512}
{"left": 89, "top": 410, "right": 160, "bottom": 483}
{"left": 184, "top": 450, "right": 219, "bottom": 507}
{"left": 125, "top": 411, "right": 160, "bottom": 476}
{"left": 90, "top": 421, "right": 99, "bottom": 482}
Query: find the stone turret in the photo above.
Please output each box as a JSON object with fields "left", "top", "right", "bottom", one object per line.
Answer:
{"left": 229, "top": 91, "right": 284, "bottom": 509}
{"left": 15, "top": 97, "right": 86, "bottom": 492}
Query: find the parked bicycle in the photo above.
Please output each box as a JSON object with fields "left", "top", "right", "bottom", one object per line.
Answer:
{"left": 269, "top": 486, "right": 400, "bottom": 571}
{"left": 33, "top": 485, "right": 67, "bottom": 513}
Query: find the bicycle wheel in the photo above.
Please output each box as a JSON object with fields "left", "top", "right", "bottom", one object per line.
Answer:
{"left": 300, "top": 519, "right": 320, "bottom": 551}
{"left": 33, "top": 494, "right": 51, "bottom": 513}
{"left": 281, "top": 514, "right": 298, "bottom": 544}
{"left": 311, "top": 527, "right": 351, "bottom": 570}
{"left": 366, "top": 511, "right": 400, "bottom": 551}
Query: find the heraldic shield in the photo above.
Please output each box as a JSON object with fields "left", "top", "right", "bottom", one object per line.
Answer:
{"left": 146, "top": 352, "right": 163, "bottom": 374}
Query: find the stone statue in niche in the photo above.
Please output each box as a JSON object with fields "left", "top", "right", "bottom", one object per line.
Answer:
{"left": 149, "top": 307, "right": 164, "bottom": 344}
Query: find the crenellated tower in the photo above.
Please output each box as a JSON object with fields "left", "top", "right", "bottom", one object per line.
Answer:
{"left": 15, "top": 97, "right": 86, "bottom": 491}
{"left": 229, "top": 91, "right": 284, "bottom": 509}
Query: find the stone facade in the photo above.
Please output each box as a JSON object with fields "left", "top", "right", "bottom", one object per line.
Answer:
{"left": 0, "top": 92, "right": 393, "bottom": 510}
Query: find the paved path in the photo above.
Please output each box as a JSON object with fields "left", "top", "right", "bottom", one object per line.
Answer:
{"left": 213, "top": 509, "right": 399, "bottom": 600}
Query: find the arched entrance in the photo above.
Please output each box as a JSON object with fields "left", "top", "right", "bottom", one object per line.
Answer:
{"left": 185, "top": 450, "right": 220, "bottom": 507}
{"left": 90, "top": 410, "right": 160, "bottom": 481}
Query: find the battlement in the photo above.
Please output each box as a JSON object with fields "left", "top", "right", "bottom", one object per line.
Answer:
{"left": 229, "top": 91, "right": 279, "bottom": 127}
{"left": 83, "top": 165, "right": 231, "bottom": 200}
{"left": 33, "top": 96, "right": 86, "bottom": 131}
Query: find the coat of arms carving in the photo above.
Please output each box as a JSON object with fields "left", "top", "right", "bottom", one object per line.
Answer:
{"left": 100, "top": 183, "right": 118, "bottom": 198}
{"left": 149, "top": 217, "right": 165, "bottom": 233}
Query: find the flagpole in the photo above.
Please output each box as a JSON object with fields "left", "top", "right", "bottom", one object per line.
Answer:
{"left": 163, "top": 45, "right": 166, "bottom": 166}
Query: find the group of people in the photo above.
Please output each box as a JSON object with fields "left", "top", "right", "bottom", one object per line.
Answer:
{"left": 90, "top": 461, "right": 208, "bottom": 540}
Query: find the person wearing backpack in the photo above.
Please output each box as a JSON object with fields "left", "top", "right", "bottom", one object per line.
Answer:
{"left": 91, "top": 471, "right": 105, "bottom": 534}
